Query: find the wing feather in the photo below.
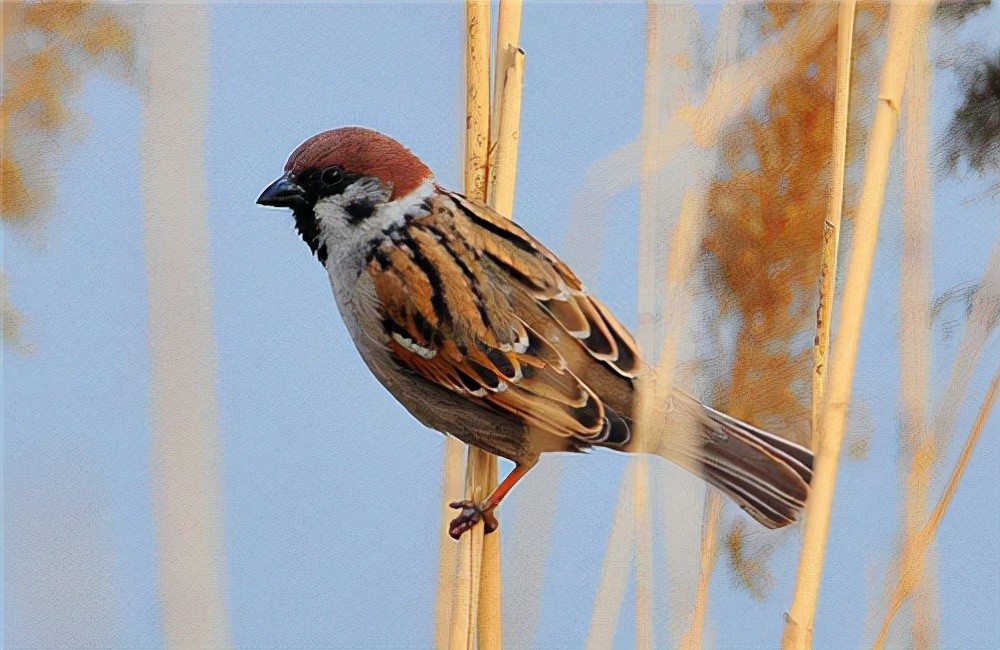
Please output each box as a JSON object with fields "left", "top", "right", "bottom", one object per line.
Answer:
{"left": 366, "top": 190, "right": 644, "bottom": 444}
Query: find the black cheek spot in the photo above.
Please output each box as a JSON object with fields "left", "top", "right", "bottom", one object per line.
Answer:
{"left": 316, "top": 243, "right": 328, "bottom": 265}
{"left": 345, "top": 200, "right": 376, "bottom": 224}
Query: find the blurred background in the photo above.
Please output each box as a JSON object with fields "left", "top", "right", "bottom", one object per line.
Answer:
{"left": 3, "top": 1, "right": 999, "bottom": 648}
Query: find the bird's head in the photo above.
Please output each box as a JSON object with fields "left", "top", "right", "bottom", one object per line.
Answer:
{"left": 257, "top": 127, "right": 434, "bottom": 263}
{"left": 257, "top": 126, "right": 432, "bottom": 213}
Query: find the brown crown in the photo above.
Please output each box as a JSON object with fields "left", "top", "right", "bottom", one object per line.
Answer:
{"left": 284, "top": 127, "right": 432, "bottom": 200}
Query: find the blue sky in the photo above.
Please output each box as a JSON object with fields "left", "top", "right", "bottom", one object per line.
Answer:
{"left": 4, "top": 3, "right": 999, "bottom": 648}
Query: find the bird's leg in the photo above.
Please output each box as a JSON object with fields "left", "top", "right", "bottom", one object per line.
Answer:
{"left": 448, "top": 463, "right": 531, "bottom": 540}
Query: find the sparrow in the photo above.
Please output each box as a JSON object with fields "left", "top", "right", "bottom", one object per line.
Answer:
{"left": 257, "top": 126, "right": 813, "bottom": 539}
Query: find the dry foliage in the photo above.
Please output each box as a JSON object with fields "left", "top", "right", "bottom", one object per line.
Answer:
{"left": 2, "top": 2, "right": 133, "bottom": 222}
{"left": 2, "top": 1, "right": 134, "bottom": 347}
{"left": 703, "top": 3, "right": 885, "bottom": 595}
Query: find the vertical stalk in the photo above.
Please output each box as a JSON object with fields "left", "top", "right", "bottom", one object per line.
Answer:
{"left": 448, "top": 3, "right": 492, "bottom": 648}
{"left": 679, "top": 494, "right": 723, "bottom": 650}
{"left": 781, "top": 4, "right": 932, "bottom": 648}
{"left": 897, "top": 27, "right": 937, "bottom": 649}
{"left": 435, "top": 440, "right": 465, "bottom": 648}
{"left": 140, "top": 5, "right": 230, "bottom": 647}
{"left": 812, "top": 0, "right": 856, "bottom": 452}
{"left": 480, "top": 5, "right": 524, "bottom": 644}
{"left": 585, "top": 468, "right": 635, "bottom": 650}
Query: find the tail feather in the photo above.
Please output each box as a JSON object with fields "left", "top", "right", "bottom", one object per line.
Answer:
{"left": 657, "top": 392, "right": 814, "bottom": 529}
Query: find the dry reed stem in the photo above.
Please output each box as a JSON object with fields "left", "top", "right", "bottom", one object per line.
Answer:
{"left": 679, "top": 492, "right": 723, "bottom": 650}
{"left": 585, "top": 467, "right": 636, "bottom": 650}
{"left": 490, "top": 0, "right": 522, "bottom": 150}
{"left": 873, "top": 366, "right": 1000, "bottom": 649}
{"left": 632, "top": 461, "right": 655, "bottom": 650}
{"left": 678, "top": 4, "right": 745, "bottom": 643}
{"left": 435, "top": 438, "right": 465, "bottom": 648}
{"left": 585, "top": 1, "right": 663, "bottom": 642}
{"left": 896, "top": 29, "right": 938, "bottom": 649}
{"left": 571, "top": 17, "right": 839, "bottom": 643}
{"left": 931, "top": 242, "right": 1000, "bottom": 454}
{"left": 140, "top": 6, "right": 229, "bottom": 647}
{"left": 781, "top": 4, "right": 932, "bottom": 648}
{"left": 812, "top": 0, "right": 856, "bottom": 452}
{"left": 488, "top": 45, "right": 525, "bottom": 219}
{"left": 448, "top": 2, "right": 493, "bottom": 648}
{"left": 632, "top": 5, "right": 662, "bottom": 647}
{"left": 478, "top": 11, "right": 525, "bottom": 644}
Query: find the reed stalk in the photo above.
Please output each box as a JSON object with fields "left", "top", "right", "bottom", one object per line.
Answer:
{"left": 435, "top": 439, "right": 465, "bottom": 648}
{"left": 443, "top": 3, "right": 524, "bottom": 647}
{"left": 632, "top": 4, "right": 662, "bottom": 647}
{"left": 781, "top": 4, "right": 932, "bottom": 648}
{"left": 140, "top": 6, "right": 229, "bottom": 647}
{"left": 679, "top": 4, "right": 744, "bottom": 644}
{"left": 896, "top": 28, "right": 937, "bottom": 649}
{"left": 480, "top": 13, "right": 525, "bottom": 646}
{"left": 812, "top": 0, "right": 856, "bottom": 452}
{"left": 679, "top": 493, "right": 723, "bottom": 650}
{"left": 585, "top": 468, "right": 635, "bottom": 650}
{"left": 874, "top": 366, "right": 1000, "bottom": 649}
{"left": 447, "top": 3, "right": 492, "bottom": 648}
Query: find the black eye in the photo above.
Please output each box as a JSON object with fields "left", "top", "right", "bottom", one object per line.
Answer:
{"left": 321, "top": 166, "right": 344, "bottom": 186}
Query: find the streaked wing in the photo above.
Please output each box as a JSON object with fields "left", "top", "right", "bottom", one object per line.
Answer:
{"left": 365, "top": 189, "right": 642, "bottom": 444}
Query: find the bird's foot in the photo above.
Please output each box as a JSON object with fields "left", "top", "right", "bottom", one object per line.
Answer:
{"left": 448, "top": 500, "right": 498, "bottom": 540}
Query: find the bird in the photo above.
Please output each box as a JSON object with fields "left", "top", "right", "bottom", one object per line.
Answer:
{"left": 257, "top": 126, "right": 813, "bottom": 539}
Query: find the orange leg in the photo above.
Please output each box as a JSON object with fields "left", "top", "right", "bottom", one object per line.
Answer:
{"left": 448, "top": 463, "right": 532, "bottom": 540}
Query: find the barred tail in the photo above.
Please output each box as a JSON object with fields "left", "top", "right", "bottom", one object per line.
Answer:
{"left": 656, "top": 392, "right": 813, "bottom": 528}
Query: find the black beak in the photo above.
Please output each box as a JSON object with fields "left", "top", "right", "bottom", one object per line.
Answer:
{"left": 257, "top": 174, "right": 308, "bottom": 208}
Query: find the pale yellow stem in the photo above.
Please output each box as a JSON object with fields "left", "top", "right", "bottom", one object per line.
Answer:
{"left": 449, "top": 3, "right": 493, "bottom": 649}
{"left": 141, "top": 6, "right": 230, "bottom": 647}
{"left": 782, "top": 5, "right": 933, "bottom": 648}
{"left": 479, "top": 6, "right": 525, "bottom": 645}
{"left": 633, "top": 5, "right": 661, "bottom": 647}
{"left": 491, "top": 0, "right": 522, "bottom": 149}
{"left": 679, "top": 493, "right": 723, "bottom": 650}
{"left": 896, "top": 29, "right": 937, "bottom": 650}
{"left": 585, "top": 466, "right": 636, "bottom": 650}
{"left": 488, "top": 46, "right": 525, "bottom": 219}
{"left": 435, "top": 438, "right": 465, "bottom": 648}
{"left": 874, "top": 367, "right": 1000, "bottom": 649}
{"left": 812, "top": 0, "right": 856, "bottom": 452}
{"left": 678, "top": 4, "right": 745, "bottom": 643}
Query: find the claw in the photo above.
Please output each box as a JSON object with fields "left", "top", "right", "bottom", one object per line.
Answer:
{"left": 448, "top": 500, "right": 499, "bottom": 539}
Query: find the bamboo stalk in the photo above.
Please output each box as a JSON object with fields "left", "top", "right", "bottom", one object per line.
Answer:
{"left": 874, "top": 366, "right": 1000, "bottom": 649}
{"left": 449, "top": 2, "right": 493, "bottom": 648}
{"left": 896, "top": 28, "right": 937, "bottom": 649}
{"left": 781, "top": 5, "right": 932, "bottom": 648}
{"left": 812, "top": 0, "right": 856, "bottom": 452}
{"left": 140, "top": 6, "right": 230, "bottom": 647}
